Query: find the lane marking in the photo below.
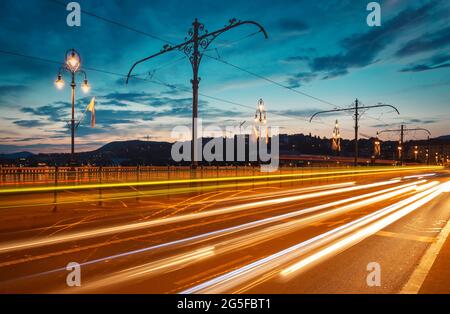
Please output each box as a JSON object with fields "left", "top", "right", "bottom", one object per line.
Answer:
{"left": 375, "top": 230, "right": 435, "bottom": 243}
{"left": 180, "top": 182, "right": 443, "bottom": 294}
{"left": 400, "top": 211, "right": 450, "bottom": 294}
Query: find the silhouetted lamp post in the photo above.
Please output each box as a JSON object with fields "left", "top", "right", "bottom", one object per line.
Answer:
{"left": 55, "top": 49, "right": 90, "bottom": 163}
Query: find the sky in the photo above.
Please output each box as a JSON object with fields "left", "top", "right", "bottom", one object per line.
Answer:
{"left": 0, "top": 0, "right": 449, "bottom": 153}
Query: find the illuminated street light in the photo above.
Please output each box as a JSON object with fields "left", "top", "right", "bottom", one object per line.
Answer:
{"left": 54, "top": 74, "right": 64, "bottom": 89}
{"left": 54, "top": 49, "right": 91, "bottom": 164}
{"left": 65, "top": 49, "right": 81, "bottom": 72}
{"left": 81, "top": 79, "right": 91, "bottom": 93}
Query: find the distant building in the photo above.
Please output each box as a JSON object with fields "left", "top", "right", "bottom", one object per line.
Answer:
{"left": 405, "top": 138, "right": 450, "bottom": 165}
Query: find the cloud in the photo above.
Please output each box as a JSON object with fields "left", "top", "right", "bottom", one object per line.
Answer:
{"left": 307, "top": 2, "right": 440, "bottom": 79}
{"left": 406, "top": 118, "right": 440, "bottom": 125}
{"left": 21, "top": 101, "right": 68, "bottom": 122}
{"left": 396, "top": 26, "right": 450, "bottom": 57}
{"left": 0, "top": 136, "right": 44, "bottom": 143}
{"left": 371, "top": 117, "right": 441, "bottom": 128}
{"left": 0, "top": 84, "right": 28, "bottom": 94}
{"left": 13, "top": 120, "right": 49, "bottom": 128}
{"left": 285, "top": 72, "right": 318, "bottom": 88}
{"left": 277, "top": 19, "right": 310, "bottom": 35}
{"left": 271, "top": 108, "right": 332, "bottom": 118}
{"left": 0, "top": 84, "right": 29, "bottom": 105}
{"left": 399, "top": 53, "right": 450, "bottom": 72}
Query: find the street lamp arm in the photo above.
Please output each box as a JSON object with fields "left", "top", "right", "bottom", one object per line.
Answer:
{"left": 205, "top": 20, "right": 268, "bottom": 40}
{"left": 410, "top": 128, "right": 432, "bottom": 136}
{"left": 77, "top": 70, "right": 88, "bottom": 80}
{"left": 377, "top": 129, "right": 400, "bottom": 135}
{"left": 361, "top": 104, "right": 400, "bottom": 115}
{"left": 309, "top": 108, "right": 354, "bottom": 122}
{"left": 378, "top": 128, "right": 431, "bottom": 136}
{"left": 126, "top": 19, "right": 267, "bottom": 84}
{"left": 125, "top": 43, "right": 186, "bottom": 84}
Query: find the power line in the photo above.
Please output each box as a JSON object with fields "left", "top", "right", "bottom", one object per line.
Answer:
{"left": 46, "top": 0, "right": 396, "bottom": 130}
{"left": 0, "top": 49, "right": 312, "bottom": 125}
{"left": 47, "top": 0, "right": 339, "bottom": 109}
{"left": 47, "top": 0, "right": 172, "bottom": 44}
{"left": 203, "top": 54, "right": 338, "bottom": 108}
{"left": 0, "top": 47, "right": 363, "bottom": 139}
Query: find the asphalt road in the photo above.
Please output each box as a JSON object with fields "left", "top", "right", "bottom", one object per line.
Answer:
{"left": 0, "top": 167, "right": 449, "bottom": 294}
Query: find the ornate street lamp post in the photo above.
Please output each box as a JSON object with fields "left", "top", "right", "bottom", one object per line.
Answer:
{"left": 126, "top": 18, "right": 268, "bottom": 168}
{"left": 55, "top": 49, "right": 90, "bottom": 163}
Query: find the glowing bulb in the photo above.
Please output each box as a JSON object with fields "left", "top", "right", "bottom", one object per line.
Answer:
{"left": 65, "top": 50, "right": 81, "bottom": 72}
{"left": 81, "top": 80, "right": 90, "bottom": 93}
{"left": 55, "top": 75, "right": 64, "bottom": 90}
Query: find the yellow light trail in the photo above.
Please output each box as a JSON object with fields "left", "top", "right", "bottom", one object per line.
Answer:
{"left": 0, "top": 180, "right": 399, "bottom": 253}
{"left": 56, "top": 181, "right": 421, "bottom": 292}
{"left": 0, "top": 165, "right": 442, "bottom": 194}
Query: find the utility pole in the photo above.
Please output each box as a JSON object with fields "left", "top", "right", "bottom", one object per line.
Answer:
{"left": 310, "top": 99, "right": 400, "bottom": 167}
{"left": 126, "top": 18, "right": 268, "bottom": 168}
{"left": 377, "top": 125, "right": 431, "bottom": 165}
{"left": 400, "top": 124, "right": 404, "bottom": 165}
{"left": 354, "top": 99, "right": 359, "bottom": 166}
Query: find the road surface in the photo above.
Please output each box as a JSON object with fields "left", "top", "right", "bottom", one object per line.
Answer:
{"left": 0, "top": 166, "right": 449, "bottom": 294}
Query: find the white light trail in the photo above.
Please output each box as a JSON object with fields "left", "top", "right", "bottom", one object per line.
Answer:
{"left": 181, "top": 181, "right": 444, "bottom": 294}
{"left": 0, "top": 180, "right": 399, "bottom": 253}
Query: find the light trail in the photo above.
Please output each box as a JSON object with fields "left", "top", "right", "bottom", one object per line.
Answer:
{"left": 180, "top": 181, "right": 445, "bottom": 294}
{"left": 212, "top": 182, "right": 422, "bottom": 254}
{"left": 55, "top": 180, "right": 422, "bottom": 292}
{"left": 280, "top": 181, "right": 447, "bottom": 276}
{"left": 0, "top": 167, "right": 438, "bottom": 210}
{"left": 0, "top": 176, "right": 357, "bottom": 210}
{"left": 403, "top": 173, "right": 436, "bottom": 179}
{"left": 0, "top": 165, "right": 441, "bottom": 194}
{"left": 71, "top": 246, "right": 216, "bottom": 292}
{"left": 0, "top": 180, "right": 400, "bottom": 253}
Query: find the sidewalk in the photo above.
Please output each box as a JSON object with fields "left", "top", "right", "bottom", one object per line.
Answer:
{"left": 419, "top": 222, "right": 450, "bottom": 294}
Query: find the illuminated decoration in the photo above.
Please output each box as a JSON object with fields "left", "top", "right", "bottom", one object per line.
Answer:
{"left": 54, "top": 74, "right": 65, "bottom": 89}
{"left": 253, "top": 98, "right": 268, "bottom": 143}
{"left": 331, "top": 120, "right": 341, "bottom": 154}
{"left": 65, "top": 49, "right": 81, "bottom": 72}
{"left": 397, "top": 142, "right": 403, "bottom": 161}
{"left": 81, "top": 79, "right": 90, "bottom": 93}
{"left": 373, "top": 133, "right": 381, "bottom": 157}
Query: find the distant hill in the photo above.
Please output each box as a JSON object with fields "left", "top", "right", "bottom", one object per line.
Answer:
{"left": 0, "top": 151, "right": 35, "bottom": 160}
{"left": 2, "top": 133, "right": 448, "bottom": 166}
{"left": 92, "top": 140, "right": 173, "bottom": 165}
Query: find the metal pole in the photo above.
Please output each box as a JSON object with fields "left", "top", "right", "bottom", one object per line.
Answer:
{"left": 400, "top": 124, "right": 404, "bottom": 165}
{"left": 71, "top": 72, "right": 76, "bottom": 162}
{"left": 126, "top": 19, "right": 267, "bottom": 169}
{"left": 191, "top": 19, "right": 200, "bottom": 169}
{"left": 354, "top": 99, "right": 359, "bottom": 167}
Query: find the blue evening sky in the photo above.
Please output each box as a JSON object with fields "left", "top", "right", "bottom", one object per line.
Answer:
{"left": 0, "top": 0, "right": 449, "bottom": 153}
